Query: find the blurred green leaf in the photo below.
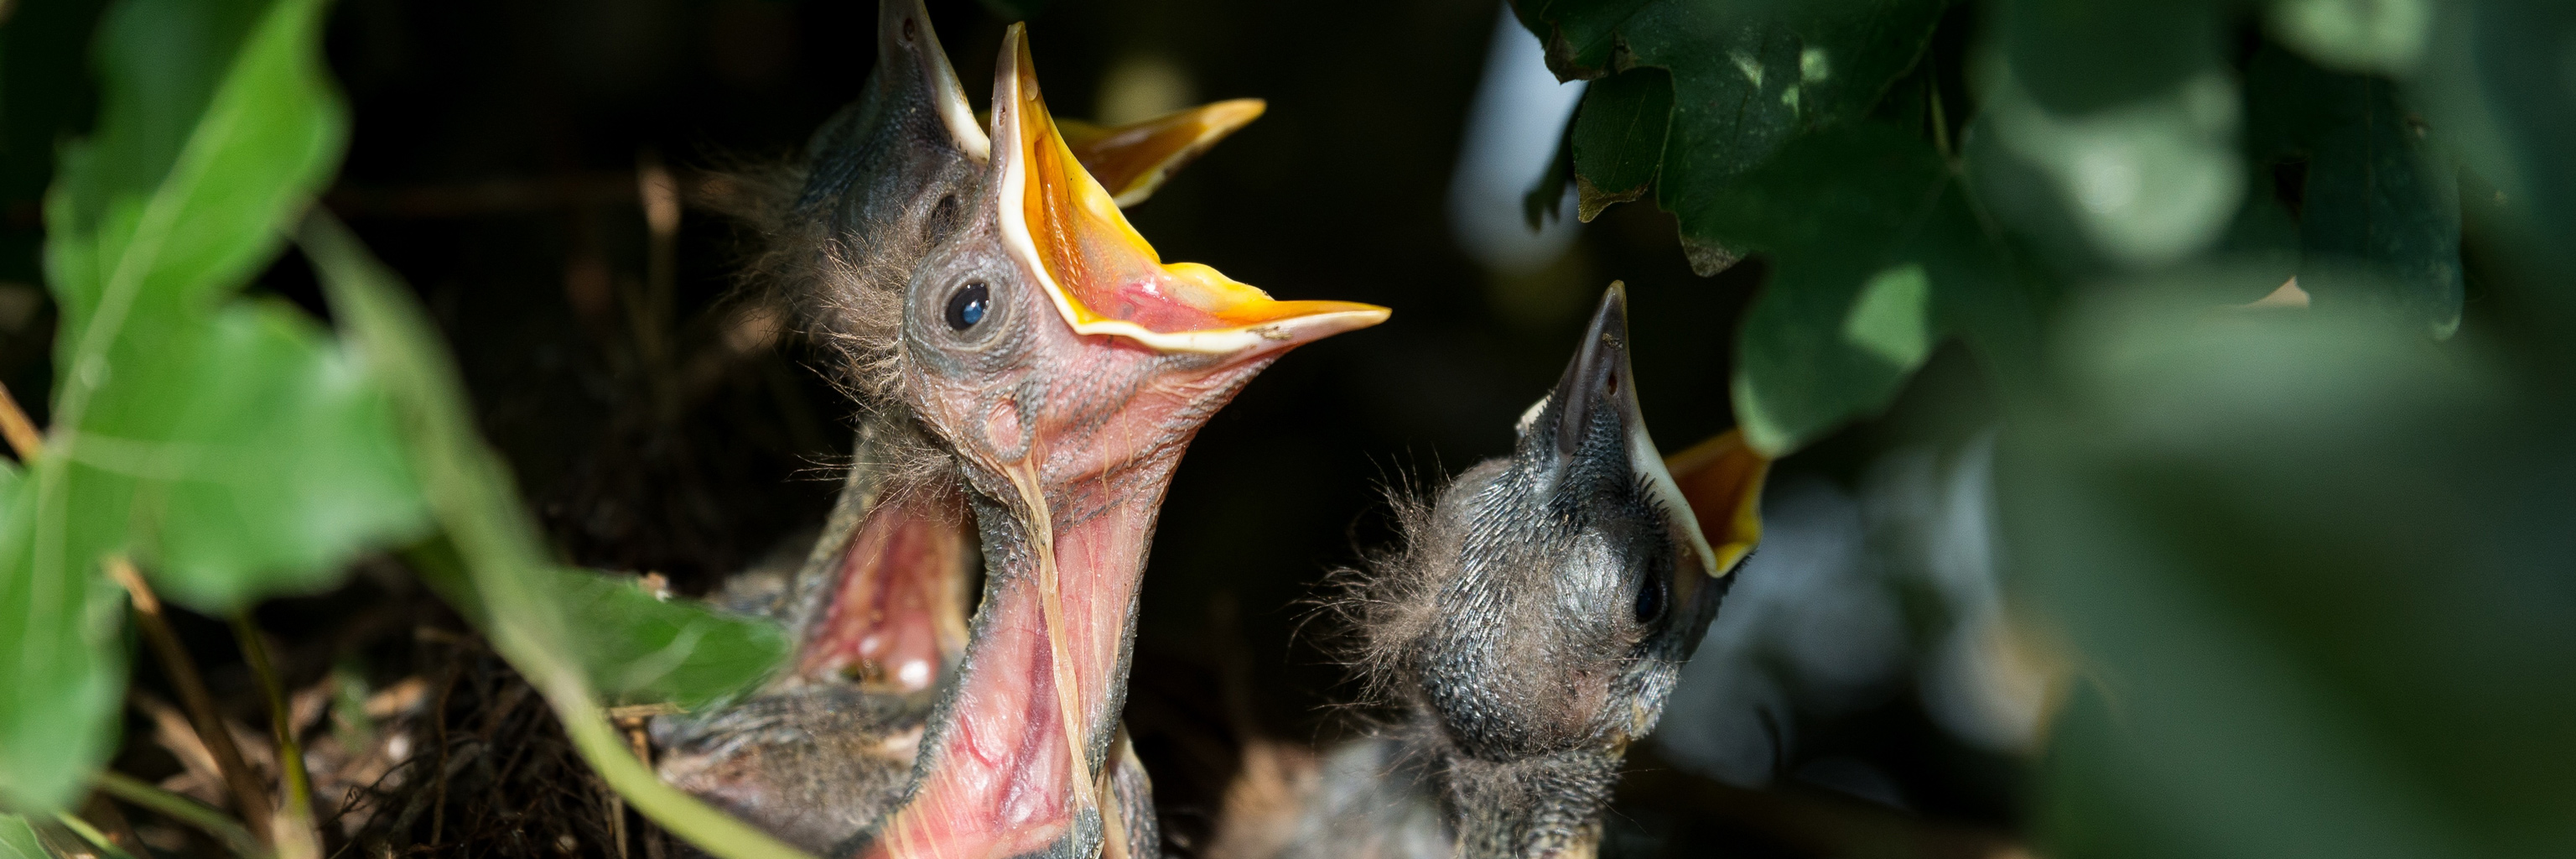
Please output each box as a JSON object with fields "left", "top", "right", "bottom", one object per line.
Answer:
{"left": 300, "top": 215, "right": 806, "bottom": 859}
{"left": 1976, "top": 3, "right": 2244, "bottom": 269}
{"left": 2005, "top": 276, "right": 2576, "bottom": 859}
{"left": 2268, "top": 0, "right": 2433, "bottom": 76}
{"left": 300, "top": 220, "right": 781, "bottom": 711}
{"left": 552, "top": 568, "right": 790, "bottom": 708}
{"left": 31, "top": 0, "right": 407, "bottom": 616}
{"left": 95, "top": 302, "right": 427, "bottom": 607}
{"left": 1515, "top": 0, "right": 1945, "bottom": 273}
{"left": 2, "top": 0, "right": 422, "bottom": 812}
{"left": 44, "top": 0, "right": 343, "bottom": 353}
{"left": 2213, "top": 169, "right": 2303, "bottom": 287}
{"left": 1997, "top": 0, "right": 2224, "bottom": 114}
{"left": 0, "top": 465, "right": 125, "bottom": 813}
{"left": 2408, "top": 1, "right": 2576, "bottom": 277}
{"left": 0, "top": 815, "right": 42, "bottom": 859}
{"left": 1707, "top": 123, "right": 2011, "bottom": 454}
{"left": 1569, "top": 67, "right": 1672, "bottom": 221}
{"left": 2247, "top": 47, "right": 2461, "bottom": 336}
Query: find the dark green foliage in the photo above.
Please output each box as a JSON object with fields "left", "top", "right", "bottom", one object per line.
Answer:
{"left": 2006, "top": 283, "right": 2576, "bottom": 859}
{"left": 4, "top": 0, "right": 366, "bottom": 811}
{"left": 2249, "top": 47, "right": 2461, "bottom": 336}
{"left": 2408, "top": 1, "right": 2576, "bottom": 275}
{"left": 1516, "top": 1, "right": 2576, "bottom": 856}
{"left": 1569, "top": 67, "right": 1671, "bottom": 220}
{"left": 1517, "top": 0, "right": 1948, "bottom": 273}
{"left": 1694, "top": 123, "right": 2007, "bottom": 454}
{"left": 0, "top": 0, "right": 784, "bottom": 821}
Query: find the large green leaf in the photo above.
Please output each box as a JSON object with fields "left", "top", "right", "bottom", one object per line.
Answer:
{"left": 300, "top": 216, "right": 806, "bottom": 859}
{"left": 2004, "top": 275, "right": 2576, "bottom": 859}
{"left": 2406, "top": 2, "right": 2575, "bottom": 279}
{"left": 2267, "top": 0, "right": 2434, "bottom": 75}
{"left": 29, "top": 0, "right": 397, "bottom": 617}
{"left": 1567, "top": 67, "right": 1672, "bottom": 220}
{"left": 2, "top": 0, "right": 424, "bottom": 812}
{"left": 0, "top": 815, "right": 44, "bottom": 859}
{"left": 1515, "top": 0, "right": 1946, "bottom": 273}
{"left": 0, "top": 466, "right": 127, "bottom": 814}
{"left": 44, "top": 0, "right": 343, "bottom": 354}
{"left": 1972, "top": 0, "right": 2244, "bottom": 270}
{"left": 82, "top": 302, "right": 427, "bottom": 607}
{"left": 1703, "top": 123, "right": 2012, "bottom": 455}
{"left": 2246, "top": 47, "right": 2460, "bottom": 337}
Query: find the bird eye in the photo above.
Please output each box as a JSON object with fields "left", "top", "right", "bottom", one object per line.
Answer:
{"left": 945, "top": 282, "right": 990, "bottom": 331}
{"left": 1633, "top": 570, "right": 1665, "bottom": 624}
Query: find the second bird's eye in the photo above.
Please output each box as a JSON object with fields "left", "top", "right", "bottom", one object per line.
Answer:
{"left": 1633, "top": 561, "right": 1667, "bottom": 624}
{"left": 945, "top": 282, "right": 991, "bottom": 331}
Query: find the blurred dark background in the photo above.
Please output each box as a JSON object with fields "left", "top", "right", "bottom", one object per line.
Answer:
{"left": 1, "top": 0, "right": 2026, "bottom": 854}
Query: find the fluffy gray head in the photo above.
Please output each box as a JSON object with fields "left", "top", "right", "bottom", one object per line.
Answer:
{"left": 729, "top": 0, "right": 988, "bottom": 401}
{"left": 1362, "top": 287, "right": 1729, "bottom": 762}
{"left": 1340, "top": 286, "right": 1736, "bottom": 858}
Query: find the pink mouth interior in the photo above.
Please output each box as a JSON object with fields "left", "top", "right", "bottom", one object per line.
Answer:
{"left": 856, "top": 502, "right": 1154, "bottom": 858}
{"left": 802, "top": 487, "right": 970, "bottom": 693}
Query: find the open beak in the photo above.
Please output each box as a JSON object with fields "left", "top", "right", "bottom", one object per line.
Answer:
{"left": 1057, "top": 99, "right": 1268, "bottom": 206}
{"left": 1536, "top": 284, "right": 1728, "bottom": 579}
{"left": 991, "top": 25, "right": 1388, "bottom": 355}
{"left": 1665, "top": 430, "right": 1768, "bottom": 576}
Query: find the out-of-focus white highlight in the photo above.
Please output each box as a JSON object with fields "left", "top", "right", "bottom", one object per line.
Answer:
{"left": 1448, "top": 7, "right": 1586, "bottom": 276}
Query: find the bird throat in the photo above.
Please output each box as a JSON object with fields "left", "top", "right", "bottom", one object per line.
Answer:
{"left": 854, "top": 456, "right": 1168, "bottom": 859}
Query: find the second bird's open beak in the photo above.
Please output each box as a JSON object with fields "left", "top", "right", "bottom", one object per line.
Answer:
{"left": 989, "top": 26, "right": 1389, "bottom": 356}
{"left": 1534, "top": 284, "right": 1735, "bottom": 579}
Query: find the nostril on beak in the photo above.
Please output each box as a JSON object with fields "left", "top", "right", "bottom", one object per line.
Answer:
{"left": 1546, "top": 283, "right": 1637, "bottom": 462}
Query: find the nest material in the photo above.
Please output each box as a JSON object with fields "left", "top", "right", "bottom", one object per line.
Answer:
{"left": 114, "top": 620, "right": 673, "bottom": 859}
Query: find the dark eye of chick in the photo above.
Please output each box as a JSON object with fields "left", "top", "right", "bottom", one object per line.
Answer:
{"left": 945, "top": 282, "right": 990, "bottom": 330}
{"left": 1633, "top": 555, "right": 1667, "bottom": 623}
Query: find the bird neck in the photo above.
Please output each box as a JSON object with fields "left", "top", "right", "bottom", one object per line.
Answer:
{"left": 1410, "top": 716, "right": 1625, "bottom": 859}
{"left": 852, "top": 458, "right": 1178, "bottom": 859}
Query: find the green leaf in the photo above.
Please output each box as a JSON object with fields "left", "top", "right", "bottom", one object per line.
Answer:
{"left": 84, "top": 302, "right": 428, "bottom": 608}
{"left": 551, "top": 568, "right": 789, "bottom": 708}
{"left": 300, "top": 216, "right": 808, "bottom": 859}
{"left": 44, "top": 0, "right": 346, "bottom": 359}
{"left": 1517, "top": 0, "right": 1946, "bottom": 273}
{"left": 299, "top": 223, "right": 780, "bottom": 708}
{"left": 1569, "top": 67, "right": 1672, "bottom": 221}
{"left": 1709, "top": 123, "right": 2011, "bottom": 455}
{"left": 2245, "top": 49, "right": 2460, "bottom": 336}
{"left": 2005, "top": 276, "right": 2576, "bottom": 858}
{"left": 0, "top": 465, "right": 127, "bottom": 813}
{"left": 2213, "top": 168, "right": 2303, "bottom": 288}
{"left": 3, "top": 0, "right": 413, "bottom": 812}
{"left": 25, "top": 0, "right": 421, "bottom": 619}
{"left": 2407, "top": 2, "right": 2576, "bottom": 278}
{"left": 1997, "top": 0, "right": 2225, "bottom": 115}
{"left": 0, "top": 815, "right": 45, "bottom": 859}
{"left": 2268, "top": 0, "right": 2433, "bottom": 75}
{"left": 1974, "top": 2, "right": 2244, "bottom": 269}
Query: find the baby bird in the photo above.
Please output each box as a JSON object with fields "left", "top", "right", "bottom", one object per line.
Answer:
{"left": 652, "top": 3, "right": 1384, "bottom": 857}
{"left": 1227, "top": 284, "right": 1767, "bottom": 859}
